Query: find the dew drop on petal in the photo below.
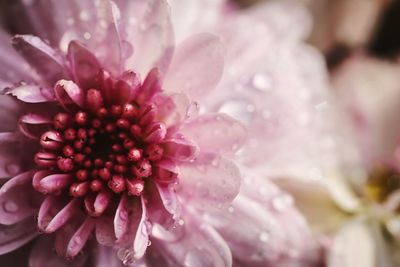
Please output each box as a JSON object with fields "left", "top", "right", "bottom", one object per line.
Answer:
{"left": 3, "top": 201, "right": 19, "bottom": 213}
{"left": 5, "top": 162, "right": 21, "bottom": 176}
{"left": 252, "top": 73, "right": 272, "bottom": 92}
{"left": 272, "top": 194, "right": 294, "bottom": 212}
{"left": 259, "top": 231, "right": 270, "bottom": 243}
{"left": 218, "top": 99, "right": 255, "bottom": 124}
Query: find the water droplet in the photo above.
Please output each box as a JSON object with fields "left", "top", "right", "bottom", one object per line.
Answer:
{"left": 259, "top": 231, "right": 270, "bottom": 243}
{"left": 211, "top": 158, "right": 220, "bottom": 167}
{"left": 119, "top": 209, "right": 128, "bottom": 220}
{"left": 3, "top": 201, "right": 19, "bottom": 213}
{"left": 83, "top": 32, "right": 91, "bottom": 40}
{"left": 252, "top": 73, "right": 272, "bottom": 91}
{"left": 79, "top": 11, "right": 90, "bottom": 21}
{"left": 5, "top": 163, "right": 20, "bottom": 176}
{"left": 272, "top": 194, "right": 293, "bottom": 212}
{"left": 178, "top": 219, "right": 185, "bottom": 226}
{"left": 147, "top": 240, "right": 152, "bottom": 246}
{"left": 218, "top": 99, "right": 255, "bottom": 124}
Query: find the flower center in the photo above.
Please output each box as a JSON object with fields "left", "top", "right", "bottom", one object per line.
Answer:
{"left": 34, "top": 88, "right": 165, "bottom": 212}
{"left": 364, "top": 165, "right": 400, "bottom": 203}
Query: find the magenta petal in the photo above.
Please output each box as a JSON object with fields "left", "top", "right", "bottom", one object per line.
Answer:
{"left": 66, "top": 217, "right": 95, "bottom": 258}
{"left": 153, "top": 160, "right": 178, "bottom": 184}
{"left": 29, "top": 236, "right": 87, "bottom": 267}
{"left": 181, "top": 113, "right": 247, "bottom": 155}
{"left": 38, "top": 173, "right": 73, "bottom": 194}
{"left": 11, "top": 35, "right": 67, "bottom": 86}
{"left": 163, "top": 134, "right": 198, "bottom": 161}
{"left": 54, "top": 79, "right": 85, "bottom": 110}
{"left": 0, "top": 171, "right": 40, "bottom": 225}
{"left": 178, "top": 153, "right": 241, "bottom": 205}
{"left": 19, "top": 113, "right": 52, "bottom": 139}
{"left": 164, "top": 33, "right": 224, "bottom": 100}
{"left": 38, "top": 196, "right": 66, "bottom": 232}
{"left": 134, "top": 68, "right": 161, "bottom": 105}
{"left": 44, "top": 199, "right": 79, "bottom": 233}
{"left": 0, "top": 217, "right": 38, "bottom": 255}
{"left": 4, "top": 83, "right": 54, "bottom": 103}
{"left": 67, "top": 41, "right": 102, "bottom": 90}
{"left": 144, "top": 122, "right": 167, "bottom": 143}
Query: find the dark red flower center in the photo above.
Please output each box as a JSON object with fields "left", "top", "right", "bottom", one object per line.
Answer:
{"left": 34, "top": 87, "right": 166, "bottom": 215}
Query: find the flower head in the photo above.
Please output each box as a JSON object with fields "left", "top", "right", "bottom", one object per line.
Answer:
{"left": 0, "top": 0, "right": 325, "bottom": 266}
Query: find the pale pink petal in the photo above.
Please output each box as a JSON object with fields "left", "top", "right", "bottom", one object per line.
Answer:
{"left": 118, "top": 196, "right": 148, "bottom": 261}
{"left": 152, "top": 93, "right": 190, "bottom": 129}
{"left": 41, "top": 199, "right": 79, "bottom": 233}
{"left": 163, "top": 33, "right": 224, "bottom": 100}
{"left": 150, "top": 209, "right": 232, "bottom": 267}
{"left": 54, "top": 79, "right": 85, "bottom": 110}
{"left": 38, "top": 196, "right": 73, "bottom": 233}
{"left": 0, "top": 171, "right": 40, "bottom": 225}
{"left": 66, "top": 217, "right": 95, "bottom": 258}
{"left": 55, "top": 218, "right": 83, "bottom": 257}
{"left": 19, "top": 113, "right": 52, "bottom": 139}
{"left": 0, "top": 217, "right": 38, "bottom": 255}
{"left": 0, "top": 132, "right": 36, "bottom": 179}
{"left": 67, "top": 41, "right": 102, "bottom": 90}
{"left": 29, "top": 236, "right": 88, "bottom": 267}
{"left": 114, "top": 194, "right": 130, "bottom": 242}
{"left": 205, "top": 175, "right": 322, "bottom": 267}
{"left": 124, "top": 0, "right": 174, "bottom": 77}
{"left": 11, "top": 35, "right": 67, "bottom": 86}
{"left": 181, "top": 113, "right": 246, "bottom": 155}
{"left": 177, "top": 153, "right": 241, "bottom": 205}
{"left": 4, "top": 83, "right": 54, "bottom": 103}
{"left": 0, "top": 31, "right": 38, "bottom": 89}
{"left": 163, "top": 134, "right": 198, "bottom": 161}
{"left": 37, "top": 173, "right": 73, "bottom": 194}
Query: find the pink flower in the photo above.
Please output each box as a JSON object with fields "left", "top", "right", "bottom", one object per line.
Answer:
{"left": 0, "top": 0, "right": 323, "bottom": 266}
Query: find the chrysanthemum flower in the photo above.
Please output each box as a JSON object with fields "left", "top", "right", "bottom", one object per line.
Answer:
{"left": 0, "top": 0, "right": 323, "bottom": 266}
{"left": 276, "top": 54, "right": 400, "bottom": 267}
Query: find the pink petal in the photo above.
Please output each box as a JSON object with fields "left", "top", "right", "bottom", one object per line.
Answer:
{"left": 0, "top": 171, "right": 40, "bottom": 225}
{"left": 152, "top": 160, "right": 178, "bottom": 184}
{"left": 163, "top": 33, "right": 224, "bottom": 100}
{"left": 0, "top": 30, "right": 38, "bottom": 89}
{"left": 177, "top": 153, "right": 241, "bottom": 205}
{"left": 0, "top": 217, "right": 38, "bottom": 255}
{"left": 145, "top": 180, "right": 177, "bottom": 227}
{"left": 0, "top": 132, "right": 36, "bottom": 179}
{"left": 38, "top": 196, "right": 69, "bottom": 232}
{"left": 206, "top": 176, "right": 322, "bottom": 267}
{"left": 42, "top": 199, "right": 79, "bottom": 233}
{"left": 114, "top": 194, "right": 130, "bottom": 242}
{"left": 38, "top": 173, "right": 73, "bottom": 194}
{"left": 117, "top": 196, "right": 148, "bottom": 260}
{"left": 19, "top": 113, "right": 52, "bottom": 139}
{"left": 0, "top": 96, "right": 27, "bottom": 132}
{"left": 144, "top": 122, "right": 167, "bottom": 143}
{"left": 54, "top": 79, "right": 85, "bottom": 110}
{"left": 152, "top": 93, "right": 190, "bottom": 129}
{"left": 66, "top": 217, "right": 95, "bottom": 258}
{"left": 150, "top": 209, "right": 232, "bottom": 267}
{"left": 4, "top": 83, "right": 54, "bottom": 103}
{"left": 181, "top": 113, "right": 246, "bottom": 155}
{"left": 163, "top": 134, "right": 198, "bottom": 161}
{"left": 95, "top": 215, "right": 116, "bottom": 246}
{"left": 29, "top": 236, "right": 88, "bottom": 267}
{"left": 67, "top": 41, "right": 102, "bottom": 90}
{"left": 124, "top": 0, "right": 174, "bottom": 77}
{"left": 11, "top": 35, "right": 67, "bottom": 86}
